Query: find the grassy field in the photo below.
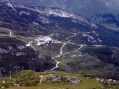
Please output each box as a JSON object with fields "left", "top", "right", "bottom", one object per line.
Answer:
{"left": 0, "top": 70, "right": 103, "bottom": 89}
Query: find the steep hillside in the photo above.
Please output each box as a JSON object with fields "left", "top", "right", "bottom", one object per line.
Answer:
{"left": 10, "top": 0, "right": 119, "bottom": 30}
{"left": 0, "top": 36, "right": 55, "bottom": 78}
{"left": 0, "top": 1, "right": 119, "bottom": 47}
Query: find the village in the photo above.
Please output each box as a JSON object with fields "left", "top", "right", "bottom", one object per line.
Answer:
{"left": 26, "top": 35, "right": 53, "bottom": 47}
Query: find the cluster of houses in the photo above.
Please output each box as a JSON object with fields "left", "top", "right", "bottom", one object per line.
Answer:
{"left": 26, "top": 35, "right": 53, "bottom": 47}
{"left": 35, "top": 35, "right": 53, "bottom": 46}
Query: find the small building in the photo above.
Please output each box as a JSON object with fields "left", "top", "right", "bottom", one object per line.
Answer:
{"left": 35, "top": 35, "right": 53, "bottom": 46}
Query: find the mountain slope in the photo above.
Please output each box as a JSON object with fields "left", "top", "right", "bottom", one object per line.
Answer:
{"left": 0, "top": 1, "right": 119, "bottom": 47}
{"left": 10, "top": 0, "right": 119, "bottom": 30}
{"left": 1, "top": 1, "right": 119, "bottom": 81}
{"left": 0, "top": 37, "right": 55, "bottom": 78}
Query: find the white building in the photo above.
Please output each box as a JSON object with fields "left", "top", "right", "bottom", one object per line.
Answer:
{"left": 35, "top": 35, "right": 53, "bottom": 46}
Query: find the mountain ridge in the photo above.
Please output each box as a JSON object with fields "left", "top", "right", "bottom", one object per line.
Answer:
{"left": 0, "top": 1, "right": 119, "bottom": 47}
{"left": 9, "top": 0, "right": 119, "bottom": 30}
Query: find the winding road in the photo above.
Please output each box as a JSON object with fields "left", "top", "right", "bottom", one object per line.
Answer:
{"left": 50, "top": 43, "right": 84, "bottom": 71}
{"left": 50, "top": 55, "right": 61, "bottom": 71}
{"left": 60, "top": 43, "right": 66, "bottom": 55}
{"left": 50, "top": 42, "right": 67, "bottom": 71}
{"left": 26, "top": 31, "right": 93, "bottom": 71}
{"left": 50, "top": 32, "right": 84, "bottom": 71}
